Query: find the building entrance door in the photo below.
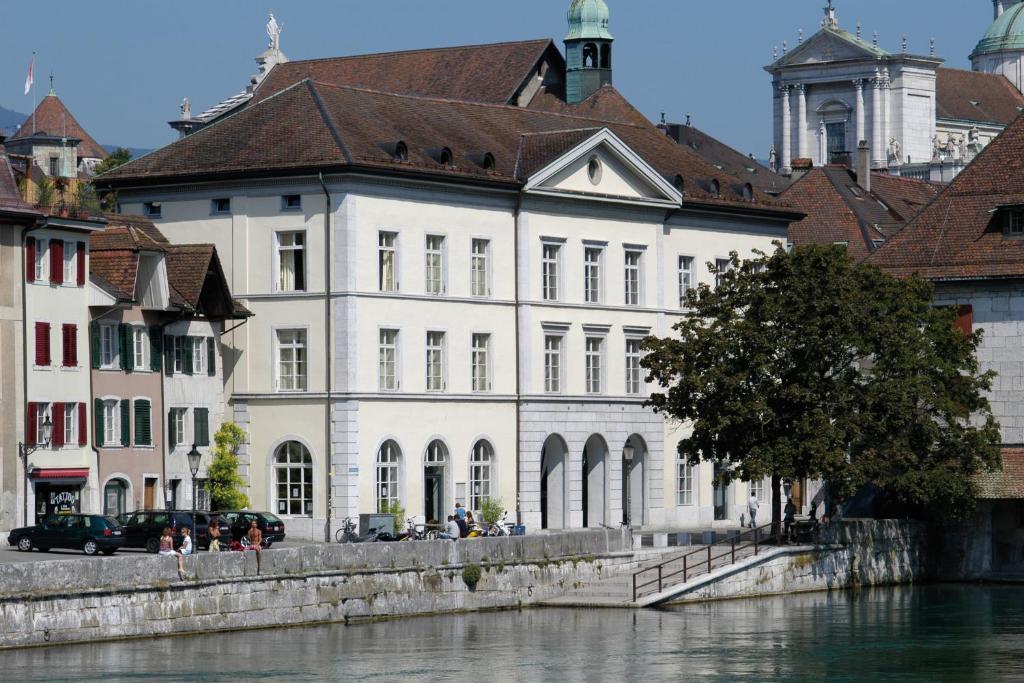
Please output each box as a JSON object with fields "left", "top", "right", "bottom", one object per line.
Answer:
{"left": 144, "top": 478, "right": 157, "bottom": 509}
{"left": 424, "top": 468, "right": 444, "bottom": 523}
{"left": 713, "top": 464, "right": 730, "bottom": 521}
{"left": 104, "top": 480, "right": 127, "bottom": 517}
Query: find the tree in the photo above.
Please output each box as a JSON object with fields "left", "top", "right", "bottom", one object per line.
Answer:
{"left": 642, "top": 244, "right": 1000, "bottom": 534}
{"left": 92, "top": 147, "right": 132, "bottom": 176}
{"left": 207, "top": 422, "right": 250, "bottom": 510}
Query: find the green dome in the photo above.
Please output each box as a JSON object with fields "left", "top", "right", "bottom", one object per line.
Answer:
{"left": 973, "top": 3, "right": 1024, "bottom": 58}
{"left": 566, "top": 0, "right": 613, "bottom": 41}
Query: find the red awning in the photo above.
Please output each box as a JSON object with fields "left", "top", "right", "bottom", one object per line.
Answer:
{"left": 30, "top": 468, "right": 89, "bottom": 483}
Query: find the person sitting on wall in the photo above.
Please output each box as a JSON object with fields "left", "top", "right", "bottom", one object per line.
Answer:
{"left": 440, "top": 515, "right": 460, "bottom": 542}
{"left": 208, "top": 515, "right": 221, "bottom": 552}
{"left": 455, "top": 511, "right": 469, "bottom": 539}
{"left": 175, "top": 527, "right": 193, "bottom": 580}
{"left": 247, "top": 520, "right": 263, "bottom": 574}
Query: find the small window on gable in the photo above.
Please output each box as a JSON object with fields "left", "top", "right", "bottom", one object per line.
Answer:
{"left": 1007, "top": 210, "right": 1024, "bottom": 236}
{"left": 588, "top": 156, "right": 603, "bottom": 185}
{"left": 211, "top": 198, "right": 231, "bottom": 214}
{"left": 482, "top": 153, "right": 496, "bottom": 172}
{"left": 144, "top": 202, "right": 162, "bottom": 219}
{"left": 394, "top": 141, "right": 409, "bottom": 162}
{"left": 439, "top": 147, "right": 454, "bottom": 167}
{"left": 281, "top": 194, "right": 302, "bottom": 211}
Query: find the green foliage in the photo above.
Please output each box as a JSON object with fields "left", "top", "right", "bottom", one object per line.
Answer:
{"left": 72, "top": 182, "right": 102, "bottom": 215}
{"left": 383, "top": 500, "right": 405, "bottom": 536}
{"left": 207, "top": 422, "right": 250, "bottom": 510}
{"left": 36, "top": 176, "right": 54, "bottom": 207}
{"left": 93, "top": 147, "right": 132, "bottom": 176}
{"left": 642, "top": 244, "right": 1001, "bottom": 523}
{"left": 462, "top": 563, "right": 482, "bottom": 587}
{"left": 479, "top": 497, "right": 504, "bottom": 525}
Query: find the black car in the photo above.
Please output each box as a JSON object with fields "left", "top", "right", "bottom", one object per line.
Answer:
{"left": 121, "top": 510, "right": 230, "bottom": 552}
{"left": 217, "top": 511, "right": 286, "bottom": 547}
{"left": 8, "top": 514, "right": 125, "bottom": 556}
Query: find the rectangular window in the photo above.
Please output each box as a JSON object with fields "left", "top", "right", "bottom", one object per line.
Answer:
{"left": 276, "top": 231, "right": 306, "bottom": 292}
{"left": 62, "top": 323, "right": 78, "bottom": 367}
{"left": 378, "top": 231, "right": 397, "bottom": 292}
{"left": 103, "top": 400, "right": 119, "bottom": 447}
{"left": 133, "top": 328, "right": 147, "bottom": 370}
{"left": 1009, "top": 211, "right": 1024, "bottom": 235}
{"left": 64, "top": 402, "right": 77, "bottom": 446}
{"left": 584, "top": 247, "right": 602, "bottom": 303}
{"left": 281, "top": 194, "right": 302, "bottom": 211}
{"left": 624, "top": 250, "right": 642, "bottom": 306}
{"left": 192, "top": 337, "right": 205, "bottom": 375}
{"left": 678, "top": 256, "right": 694, "bottom": 307}
{"left": 379, "top": 329, "right": 399, "bottom": 391}
{"left": 63, "top": 240, "right": 75, "bottom": 284}
{"left": 472, "top": 333, "right": 490, "bottom": 392}
{"left": 750, "top": 478, "right": 767, "bottom": 503}
{"left": 48, "top": 157, "right": 58, "bottom": 177}
{"left": 276, "top": 329, "right": 307, "bottom": 392}
{"left": 100, "top": 324, "right": 116, "bottom": 368}
{"left": 173, "top": 336, "right": 185, "bottom": 373}
{"left": 425, "top": 235, "right": 445, "bottom": 295}
{"left": 194, "top": 407, "right": 210, "bottom": 447}
{"left": 34, "top": 238, "right": 47, "bottom": 281}
{"left": 677, "top": 461, "right": 694, "bottom": 506}
{"left": 715, "top": 258, "right": 732, "bottom": 289}
{"left": 211, "top": 198, "right": 231, "bottom": 214}
{"left": 585, "top": 337, "right": 603, "bottom": 394}
{"left": 144, "top": 202, "right": 162, "bottom": 218}
{"left": 34, "top": 321, "right": 51, "bottom": 366}
{"left": 471, "top": 238, "right": 490, "bottom": 297}
{"left": 36, "top": 403, "right": 51, "bottom": 445}
{"left": 625, "top": 338, "right": 643, "bottom": 395}
{"left": 542, "top": 243, "right": 560, "bottom": 301}
{"left": 172, "top": 408, "right": 186, "bottom": 447}
{"left": 426, "top": 331, "right": 445, "bottom": 392}
{"left": 134, "top": 399, "right": 152, "bottom": 446}
{"left": 544, "top": 335, "right": 562, "bottom": 394}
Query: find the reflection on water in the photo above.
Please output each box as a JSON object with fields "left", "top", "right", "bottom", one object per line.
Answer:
{"left": 2, "top": 585, "right": 1024, "bottom": 682}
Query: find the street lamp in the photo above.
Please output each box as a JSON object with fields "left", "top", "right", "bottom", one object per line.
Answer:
{"left": 165, "top": 480, "right": 174, "bottom": 510}
{"left": 622, "top": 445, "right": 635, "bottom": 527}
{"left": 187, "top": 444, "right": 202, "bottom": 545}
{"left": 19, "top": 415, "right": 52, "bottom": 526}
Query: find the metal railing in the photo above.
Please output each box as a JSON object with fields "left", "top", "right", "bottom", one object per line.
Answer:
{"left": 632, "top": 523, "right": 778, "bottom": 602}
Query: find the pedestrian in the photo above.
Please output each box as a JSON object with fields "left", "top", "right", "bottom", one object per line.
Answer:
{"left": 455, "top": 511, "right": 468, "bottom": 539}
{"left": 454, "top": 502, "right": 466, "bottom": 521}
{"left": 442, "top": 514, "right": 460, "bottom": 541}
{"left": 784, "top": 496, "right": 797, "bottom": 543}
{"left": 748, "top": 491, "right": 759, "bottom": 529}
{"left": 176, "top": 527, "right": 193, "bottom": 580}
{"left": 247, "top": 520, "right": 263, "bottom": 574}
{"left": 208, "top": 515, "right": 221, "bottom": 553}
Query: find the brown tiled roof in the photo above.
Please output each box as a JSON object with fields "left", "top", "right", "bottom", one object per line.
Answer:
{"left": 870, "top": 109, "right": 1024, "bottom": 279}
{"left": 89, "top": 216, "right": 168, "bottom": 301}
{"left": 11, "top": 94, "right": 108, "bottom": 160}
{"left": 0, "top": 145, "right": 38, "bottom": 215}
{"left": 515, "top": 128, "right": 602, "bottom": 178}
{"left": 869, "top": 173, "right": 943, "bottom": 226}
{"left": 165, "top": 244, "right": 214, "bottom": 307}
{"left": 976, "top": 448, "right": 1024, "bottom": 499}
{"left": 527, "top": 84, "right": 651, "bottom": 127}
{"left": 89, "top": 250, "right": 139, "bottom": 301}
{"left": 936, "top": 68, "right": 1024, "bottom": 125}
{"left": 253, "top": 39, "right": 558, "bottom": 107}
{"left": 101, "top": 80, "right": 791, "bottom": 210}
{"left": 665, "top": 123, "right": 791, "bottom": 195}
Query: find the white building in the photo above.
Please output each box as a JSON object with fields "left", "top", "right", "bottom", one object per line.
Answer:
{"left": 101, "top": 2, "right": 801, "bottom": 539}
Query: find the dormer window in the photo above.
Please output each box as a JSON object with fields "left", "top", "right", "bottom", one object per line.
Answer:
{"left": 482, "top": 153, "right": 496, "bottom": 172}
{"left": 1008, "top": 210, "right": 1024, "bottom": 236}
{"left": 394, "top": 141, "right": 409, "bottom": 162}
{"left": 439, "top": 147, "right": 454, "bottom": 167}
{"left": 742, "top": 183, "right": 754, "bottom": 200}
{"left": 709, "top": 179, "right": 720, "bottom": 198}
{"left": 673, "top": 175, "right": 684, "bottom": 193}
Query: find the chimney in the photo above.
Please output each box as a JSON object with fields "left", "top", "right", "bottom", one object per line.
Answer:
{"left": 856, "top": 139, "right": 871, "bottom": 193}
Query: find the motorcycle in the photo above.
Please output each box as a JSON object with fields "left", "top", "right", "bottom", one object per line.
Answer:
{"left": 487, "top": 510, "right": 512, "bottom": 537}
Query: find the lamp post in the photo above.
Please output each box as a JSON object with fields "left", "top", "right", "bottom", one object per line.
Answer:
{"left": 18, "top": 415, "right": 52, "bottom": 526}
{"left": 165, "top": 480, "right": 174, "bottom": 510}
{"left": 186, "top": 444, "right": 202, "bottom": 544}
{"left": 622, "top": 444, "right": 634, "bottom": 527}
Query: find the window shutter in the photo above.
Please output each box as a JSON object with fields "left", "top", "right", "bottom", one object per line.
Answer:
{"left": 195, "top": 408, "right": 210, "bottom": 447}
{"left": 120, "top": 399, "right": 130, "bottom": 447}
{"left": 168, "top": 410, "right": 177, "bottom": 449}
{"left": 119, "top": 324, "right": 131, "bottom": 372}
{"left": 76, "top": 242, "right": 86, "bottom": 286}
{"left": 149, "top": 327, "right": 162, "bottom": 372}
{"left": 51, "top": 403, "right": 65, "bottom": 448}
{"left": 62, "top": 324, "right": 77, "bottom": 367}
{"left": 50, "top": 240, "right": 63, "bottom": 285}
{"left": 184, "top": 336, "right": 194, "bottom": 376}
{"left": 35, "top": 322, "right": 50, "bottom": 366}
{"left": 134, "top": 399, "right": 151, "bottom": 446}
{"left": 207, "top": 337, "right": 216, "bottom": 376}
{"left": 164, "top": 336, "right": 175, "bottom": 376}
{"left": 956, "top": 305, "right": 974, "bottom": 336}
{"left": 90, "top": 321, "right": 101, "bottom": 369}
{"left": 26, "top": 237, "right": 35, "bottom": 283}
{"left": 78, "top": 403, "right": 87, "bottom": 446}
{"left": 94, "top": 399, "right": 103, "bottom": 447}
{"left": 26, "top": 402, "right": 37, "bottom": 446}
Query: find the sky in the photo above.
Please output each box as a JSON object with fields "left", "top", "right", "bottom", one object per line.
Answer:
{"left": 0, "top": 0, "right": 996, "bottom": 155}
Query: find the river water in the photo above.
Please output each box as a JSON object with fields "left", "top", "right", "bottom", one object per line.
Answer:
{"left": 2, "top": 585, "right": 1023, "bottom": 682}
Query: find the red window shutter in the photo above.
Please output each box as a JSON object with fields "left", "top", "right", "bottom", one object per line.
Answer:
{"left": 35, "top": 322, "right": 50, "bottom": 366}
{"left": 26, "top": 237, "right": 35, "bottom": 283}
{"left": 76, "top": 242, "right": 86, "bottom": 286}
{"left": 956, "top": 305, "right": 974, "bottom": 336}
{"left": 78, "top": 403, "right": 87, "bottom": 446}
{"left": 26, "top": 403, "right": 37, "bottom": 446}
{"left": 52, "top": 403, "right": 65, "bottom": 448}
{"left": 62, "top": 324, "right": 78, "bottom": 367}
{"left": 50, "top": 240, "right": 63, "bottom": 285}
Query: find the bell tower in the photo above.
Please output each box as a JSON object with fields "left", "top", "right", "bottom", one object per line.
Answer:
{"left": 565, "top": 0, "right": 614, "bottom": 104}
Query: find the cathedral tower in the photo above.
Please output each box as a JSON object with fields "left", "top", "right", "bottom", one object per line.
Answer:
{"left": 565, "top": 0, "right": 613, "bottom": 104}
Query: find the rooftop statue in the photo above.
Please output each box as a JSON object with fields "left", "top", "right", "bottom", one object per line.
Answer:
{"left": 267, "top": 12, "right": 283, "bottom": 52}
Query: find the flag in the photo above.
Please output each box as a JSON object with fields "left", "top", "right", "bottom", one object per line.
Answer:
{"left": 24, "top": 54, "right": 34, "bottom": 96}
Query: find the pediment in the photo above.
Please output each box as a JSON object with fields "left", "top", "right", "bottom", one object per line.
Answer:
{"left": 772, "top": 28, "right": 886, "bottom": 69}
{"left": 523, "top": 129, "right": 681, "bottom": 207}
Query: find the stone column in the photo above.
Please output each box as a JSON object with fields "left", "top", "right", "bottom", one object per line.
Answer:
{"left": 853, "top": 79, "right": 866, "bottom": 146}
{"left": 780, "top": 84, "right": 792, "bottom": 174}
{"left": 797, "top": 84, "right": 808, "bottom": 160}
{"left": 872, "top": 71, "right": 884, "bottom": 167}
{"left": 818, "top": 120, "right": 827, "bottom": 165}
{"left": 882, "top": 69, "right": 892, "bottom": 166}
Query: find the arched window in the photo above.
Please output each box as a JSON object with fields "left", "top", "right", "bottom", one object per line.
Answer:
{"left": 482, "top": 152, "right": 496, "bottom": 172}
{"left": 710, "top": 179, "right": 720, "bottom": 198}
{"left": 742, "top": 183, "right": 754, "bottom": 200}
{"left": 600, "top": 44, "right": 612, "bottom": 69}
{"left": 394, "top": 141, "right": 409, "bottom": 162}
{"left": 583, "top": 43, "right": 598, "bottom": 68}
{"left": 103, "top": 479, "right": 127, "bottom": 517}
{"left": 439, "top": 147, "right": 454, "bottom": 167}
{"left": 275, "top": 441, "right": 313, "bottom": 516}
{"left": 425, "top": 440, "right": 447, "bottom": 465}
{"left": 376, "top": 440, "right": 401, "bottom": 512}
{"left": 470, "top": 440, "right": 494, "bottom": 511}
{"left": 673, "top": 174, "right": 685, "bottom": 193}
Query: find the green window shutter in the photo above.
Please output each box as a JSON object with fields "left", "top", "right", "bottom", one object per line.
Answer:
{"left": 149, "top": 327, "right": 162, "bottom": 372}
{"left": 195, "top": 408, "right": 210, "bottom": 447}
{"left": 168, "top": 410, "right": 177, "bottom": 449}
{"left": 119, "top": 324, "right": 131, "bottom": 372}
{"left": 207, "top": 337, "right": 216, "bottom": 377}
{"left": 134, "top": 399, "right": 151, "bottom": 446}
{"left": 164, "top": 336, "right": 175, "bottom": 376}
{"left": 90, "top": 321, "right": 101, "bottom": 369}
{"left": 184, "top": 336, "right": 194, "bottom": 376}
{"left": 119, "top": 399, "right": 131, "bottom": 447}
{"left": 94, "top": 398, "right": 103, "bottom": 447}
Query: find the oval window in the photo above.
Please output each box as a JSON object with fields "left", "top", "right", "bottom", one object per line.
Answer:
{"left": 588, "top": 156, "right": 603, "bottom": 185}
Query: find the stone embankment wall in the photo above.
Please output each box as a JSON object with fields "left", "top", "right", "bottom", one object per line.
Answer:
{"left": 666, "top": 519, "right": 927, "bottom": 604}
{"left": 0, "top": 529, "right": 631, "bottom": 649}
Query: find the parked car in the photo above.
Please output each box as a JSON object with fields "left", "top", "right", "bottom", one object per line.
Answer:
{"left": 121, "top": 510, "right": 230, "bottom": 552}
{"left": 8, "top": 514, "right": 125, "bottom": 556}
{"left": 217, "top": 511, "right": 286, "bottom": 547}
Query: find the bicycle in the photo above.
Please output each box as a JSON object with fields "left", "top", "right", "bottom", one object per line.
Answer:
{"left": 335, "top": 517, "right": 359, "bottom": 544}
